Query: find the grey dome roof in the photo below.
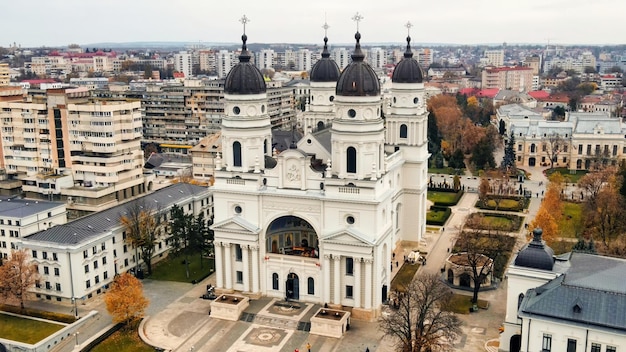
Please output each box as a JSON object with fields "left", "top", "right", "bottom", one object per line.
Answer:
{"left": 224, "top": 34, "right": 267, "bottom": 95}
{"left": 514, "top": 228, "right": 555, "bottom": 270}
{"left": 336, "top": 32, "right": 380, "bottom": 97}
{"left": 310, "top": 37, "right": 340, "bottom": 82}
{"left": 392, "top": 36, "right": 424, "bottom": 83}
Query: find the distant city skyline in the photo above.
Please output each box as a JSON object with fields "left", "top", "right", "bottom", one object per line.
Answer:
{"left": 2, "top": 0, "right": 625, "bottom": 48}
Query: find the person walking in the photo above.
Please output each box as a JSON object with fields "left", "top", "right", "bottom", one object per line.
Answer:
{"left": 306, "top": 342, "right": 311, "bottom": 352}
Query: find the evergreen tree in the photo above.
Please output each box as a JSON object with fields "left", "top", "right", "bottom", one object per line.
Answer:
{"left": 501, "top": 131, "right": 517, "bottom": 173}
{"left": 427, "top": 111, "right": 441, "bottom": 155}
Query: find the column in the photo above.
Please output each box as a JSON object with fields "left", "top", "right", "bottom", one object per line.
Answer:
{"left": 224, "top": 243, "right": 232, "bottom": 289}
{"left": 364, "top": 259, "right": 373, "bottom": 310}
{"left": 323, "top": 255, "right": 331, "bottom": 304}
{"left": 354, "top": 257, "right": 361, "bottom": 308}
{"left": 215, "top": 243, "right": 223, "bottom": 288}
{"left": 251, "top": 246, "right": 259, "bottom": 293}
{"left": 242, "top": 245, "right": 250, "bottom": 292}
{"left": 333, "top": 256, "right": 341, "bottom": 304}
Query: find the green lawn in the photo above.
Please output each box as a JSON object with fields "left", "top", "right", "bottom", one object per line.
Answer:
{"left": 427, "top": 209, "right": 449, "bottom": 223}
{"left": 480, "top": 215, "right": 513, "bottom": 228}
{"left": 559, "top": 202, "right": 583, "bottom": 238}
{"left": 443, "top": 294, "right": 489, "bottom": 315}
{"left": 545, "top": 168, "right": 588, "bottom": 183}
{"left": 427, "top": 191, "right": 459, "bottom": 204}
{"left": 0, "top": 312, "right": 64, "bottom": 344}
{"left": 485, "top": 199, "right": 520, "bottom": 209}
{"left": 149, "top": 253, "right": 215, "bottom": 283}
{"left": 91, "top": 329, "right": 154, "bottom": 352}
{"left": 465, "top": 213, "right": 523, "bottom": 232}
{"left": 390, "top": 263, "right": 420, "bottom": 292}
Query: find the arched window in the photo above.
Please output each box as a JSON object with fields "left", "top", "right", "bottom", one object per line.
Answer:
{"left": 400, "top": 124, "right": 408, "bottom": 138}
{"left": 317, "top": 121, "right": 325, "bottom": 131}
{"left": 347, "top": 147, "right": 357, "bottom": 173}
{"left": 530, "top": 143, "right": 536, "bottom": 153}
{"left": 307, "top": 277, "right": 315, "bottom": 295}
{"left": 233, "top": 141, "right": 242, "bottom": 167}
{"left": 518, "top": 293, "right": 525, "bottom": 309}
{"left": 264, "top": 139, "right": 268, "bottom": 154}
{"left": 272, "top": 273, "right": 279, "bottom": 290}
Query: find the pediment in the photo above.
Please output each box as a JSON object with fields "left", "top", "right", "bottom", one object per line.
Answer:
{"left": 211, "top": 216, "right": 260, "bottom": 235}
{"left": 321, "top": 228, "right": 375, "bottom": 247}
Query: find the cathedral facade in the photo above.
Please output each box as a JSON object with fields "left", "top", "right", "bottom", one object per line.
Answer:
{"left": 211, "top": 28, "right": 428, "bottom": 320}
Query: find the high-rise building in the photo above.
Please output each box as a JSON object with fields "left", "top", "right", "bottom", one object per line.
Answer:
{"left": 199, "top": 50, "right": 217, "bottom": 74}
{"left": 174, "top": 51, "right": 192, "bottom": 78}
{"left": 331, "top": 48, "right": 351, "bottom": 70}
{"left": 217, "top": 50, "right": 237, "bottom": 78}
{"left": 368, "top": 47, "right": 387, "bottom": 69}
{"left": 482, "top": 66, "right": 533, "bottom": 92}
{"left": 0, "top": 63, "right": 10, "bottom": 86}
{"left": 0, "top": 87, "right": 147, "bottom": 214}
{"left": 296, "top": 49, "right": 312, "bottom": 71}
{"left": 256, "top": 49, "right": 275, "bottom": 70}
{"left": 484, "top": 49, "right": 505, "bottom": 67}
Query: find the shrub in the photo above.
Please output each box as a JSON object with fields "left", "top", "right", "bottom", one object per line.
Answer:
{"left": 476, "top": 195, "right": 529, "bottom": 212}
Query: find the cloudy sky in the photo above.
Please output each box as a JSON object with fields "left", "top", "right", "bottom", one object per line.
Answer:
{"left": 2, "top": 0, "right": 624, "bottom": 47}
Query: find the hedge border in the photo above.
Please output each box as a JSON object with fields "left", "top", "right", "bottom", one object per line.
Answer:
{"left": 426, "top": 206, "right": 452, "bottom": 226}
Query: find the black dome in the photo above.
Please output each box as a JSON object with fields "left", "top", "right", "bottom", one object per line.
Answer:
{"left": 514, "top": 228, "right": 555, "bottom": 271}
{"left": 224, "top": 34, "right": 266, "bottom": 95}
{"left": 392, "top": 36, "right": 424, "bottom": 83}
{"left": 336, "top": 32, "right": 380, "bottom": 97}
{"left": 310, "top": 37, "right": 340, "bottom": 82}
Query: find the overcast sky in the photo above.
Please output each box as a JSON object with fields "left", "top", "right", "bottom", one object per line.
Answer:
{"left": 2, "top": 0, "right": 624, "bottom": 47}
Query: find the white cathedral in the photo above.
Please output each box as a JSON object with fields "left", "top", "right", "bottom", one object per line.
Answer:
{"left": 210, "top": 26, "right": 429, "bottom": 320}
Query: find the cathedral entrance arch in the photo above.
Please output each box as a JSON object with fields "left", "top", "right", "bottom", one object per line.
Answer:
{"left": 266, "top": 216, "right": 319, "bottom": 258}
{"left": 286, "top": 272, "right": 300, "bottom": 300}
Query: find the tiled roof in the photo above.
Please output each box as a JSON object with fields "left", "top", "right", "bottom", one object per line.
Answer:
{"left": 24, "top": 183, "right": 208, "bottom": 246}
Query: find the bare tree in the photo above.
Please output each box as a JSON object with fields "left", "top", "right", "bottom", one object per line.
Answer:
{"left": 379, "top": 273, "right": 462, "bottom": 352}
{"left": 542, "top": 133, "right": 566, "bottom": 169}
{"left": 0, "top": 250, "right": 40, "bottom": 310}
{"left": 120, "top": 200, "right": 165, "bottom": 276}
{"left": 456, "top": 223, "right": 512, "bottom": 304}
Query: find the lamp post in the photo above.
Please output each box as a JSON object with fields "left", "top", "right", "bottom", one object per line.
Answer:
{"left": 71, "top": 297, "right": 78, "bottom": 319}
{"left": 74, "top": 331, "right": 80, "bottom": 346}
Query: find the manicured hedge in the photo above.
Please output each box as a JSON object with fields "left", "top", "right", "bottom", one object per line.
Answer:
{"left": 426, "top": 206, "right": 452, "bottom": 226}
{"left": 476, "top": 195, "right": 529, "bottom": 212}
{"left": 0, "top": 304, "right": 76, "bottom": 323}
{"left": 465, "top": 212, "right": 524, "bottom": 232}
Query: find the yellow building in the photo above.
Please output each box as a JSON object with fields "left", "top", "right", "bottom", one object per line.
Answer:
{"left": 0, "top": 63, "right": 9, "bottom": 86}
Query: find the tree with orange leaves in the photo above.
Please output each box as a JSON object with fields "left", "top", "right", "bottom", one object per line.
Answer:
{"left": 0, "top": 249, "right": 39, "bottom": 310}
{"left": 104, "top": 273, "right": 149, "bottom": 326}
{"left": 530, "top": 207, "right": 559, "bottom": 246}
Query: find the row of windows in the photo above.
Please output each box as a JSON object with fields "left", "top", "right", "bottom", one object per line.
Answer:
{"left": 83, "top": 243, "right": 107, "bottom": 258}
{"left": 85, "top": 272, "right": 109, "bottom": 289}
{"left": 1, "top": 229, "right": 19, "bottom": 237}
{"left": 84, "top": 257, "right": 107, "bottom": 273}
{"left": 35, "top": 281, "right": 61, "bottom": 291}
{"left": 38, "top": 265, "right": 60, "bottom": 276}
{"left": 542, "top": 334, "right": 616, "bottom": 352}
{"left": 32, "top": 250, "right": 58, "bottom": 261}
{"left": 0, "top": 219, "right": 21, "bottom": 226}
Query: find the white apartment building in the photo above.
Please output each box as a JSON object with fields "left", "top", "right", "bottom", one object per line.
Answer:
{"left": 0, "top": 198, "right": 67, "bottom": 261}
{"left": 20, "top": 183, "right": 211, "bottom": 303}
{"left": 256, "top": 49, "right": 275, "bottom": 70}
{"left": 331, "top": 48, "right": 351, "bottom": 70}
{"left": 174, "top": 51, "right": 193, "bottom": 78}
{"left": 198, "top": 50, "right": 217, "bottom": 73}
{"left": 368, "top": 47, "right": 387, "bottom": 69}
{"left": 296, "top": 49, "right": 312, "bottom": 71}
{"left": 217, "top": 50, "right": 237, "bottom": 78}
{"left": 484, "top": 49, "right": 504, "bottom": 67}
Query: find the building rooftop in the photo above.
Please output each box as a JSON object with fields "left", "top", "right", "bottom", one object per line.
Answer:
{"left": 0, "top": 198, "right": 64, "bottom": 219}
{"left": 520, "top": 253, "right": 626, "bottom": 331}
{"left": 25, "top": 183, "right": 208, "bottom": 246}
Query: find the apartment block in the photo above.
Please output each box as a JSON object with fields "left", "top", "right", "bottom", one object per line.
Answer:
{"left": 484, "top": 49, "right": 504, "bottom": 67}
{"left": 0, "top": 87, "right": 149, "bottom": 215}
{"left": 482, "top": 66, "right": 533, "bottom": 92}
{"left": 0, "top": 63, "right": 9, "bottom": 86}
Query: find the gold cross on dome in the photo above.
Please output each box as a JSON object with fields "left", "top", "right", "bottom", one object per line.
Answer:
{"left": 352, "top": 12, "right": 364, "bottom": 32}
{"left": 239, "top": 15, "right": 250, "bottom": 34}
